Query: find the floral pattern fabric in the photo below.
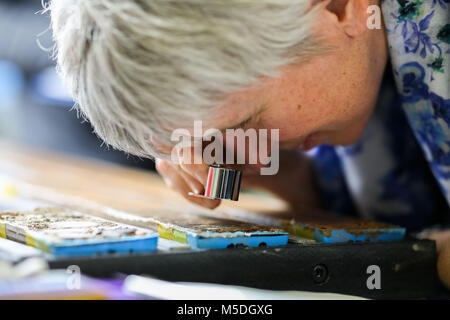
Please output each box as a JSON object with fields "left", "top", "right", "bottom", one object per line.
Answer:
{"left": 313, "top": 0, "right": 450, "bottom": 230}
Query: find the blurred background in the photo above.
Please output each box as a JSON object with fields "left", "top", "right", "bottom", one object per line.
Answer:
{"left": 0, "top": 0, "right": 155, "bottom": 170}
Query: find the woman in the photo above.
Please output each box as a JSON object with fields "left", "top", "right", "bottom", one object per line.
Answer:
{"left": 48, "top": 0, "right": 450, "bottom": 287}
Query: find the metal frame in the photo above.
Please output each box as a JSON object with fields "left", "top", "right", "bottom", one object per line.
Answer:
{"left": 47, "top": 238, "right": 448, "bottom": 299}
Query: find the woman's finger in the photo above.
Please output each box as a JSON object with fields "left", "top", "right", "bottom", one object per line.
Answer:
{"left": 177, "top": 146, "right": 209, "bottom": 184}
{"left": 437, "top": 238, "right": 450, "bottom": 290}
{"left": 156, "top": 159, "right": 220, "bottom": 209}
{"left": 177, "top": 166, "right": 205, "bottom": 195}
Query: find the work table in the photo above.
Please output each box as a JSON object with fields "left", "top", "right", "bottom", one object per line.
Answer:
{"left": 0, "top": 140, "right": 447, "bottom": 299}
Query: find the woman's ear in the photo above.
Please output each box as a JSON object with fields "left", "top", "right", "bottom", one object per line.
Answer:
{"left": 325, "top": 0, "right": 370, "bottom": 38}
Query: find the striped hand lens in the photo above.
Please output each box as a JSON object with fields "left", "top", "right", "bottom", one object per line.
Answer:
{"left": 188, "top": 165, "right": 242, "bottom": 201}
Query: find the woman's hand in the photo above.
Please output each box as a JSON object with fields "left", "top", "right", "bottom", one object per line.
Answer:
{"left": 426, "top": 230, "right": 450, "bottom": 289}
{"left": 155, "top": 156, "right": 221, "bottom": 209}
{"left": 155, "top": 148, "right": 321, "bottom": 210}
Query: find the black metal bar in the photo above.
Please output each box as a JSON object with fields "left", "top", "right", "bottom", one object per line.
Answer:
{"left": 47, "top": 239, "right": 448, "bottom": 299}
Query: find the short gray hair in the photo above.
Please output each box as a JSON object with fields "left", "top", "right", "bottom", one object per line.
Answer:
{"left": 47, "top": 0, "right": 322, "bottom": 159}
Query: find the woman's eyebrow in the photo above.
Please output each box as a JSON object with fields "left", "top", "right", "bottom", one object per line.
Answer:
{"left": 220, "top": 115, "right": 253, "bottom": 134}
{"left": 233, "top": 116, "right": 253, "bottom": 129}
{"left": 224, "top": 105, "right": 266, "bottom": 132}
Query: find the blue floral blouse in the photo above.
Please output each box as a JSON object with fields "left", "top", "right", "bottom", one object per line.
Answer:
{"left": 313, "top": 0, "right": 450, "bottom": 230}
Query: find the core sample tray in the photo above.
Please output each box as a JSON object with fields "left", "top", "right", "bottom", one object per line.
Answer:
{"left": 0, "top": 208, "right": 446, "bottom": 299}
{"left": 0, "top": 208, "right": 158, "bottom": 256}
{"left": 153, "top": 210, "right": 289, "bottom": 249}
